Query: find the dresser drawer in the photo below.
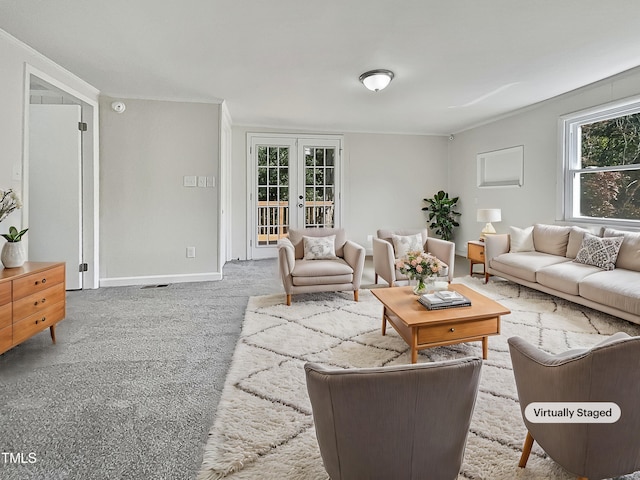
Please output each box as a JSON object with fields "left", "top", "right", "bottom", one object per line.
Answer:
{"left": 12, "top": 301, "right": 65, "bottom": 346}
{"left": 0, "top": 303, "right": 11, "bottom": 329}
{"left": 418, "top": 317, "right": 499, "bottom": 344}
{"left": 0, "top": 282, "right": 11, "bottom": 306}
{"left": 0, "top": 325, "right": 11, "bottom": 353}
{"left": 13, "top": 283, "right": 65, "bottom": 322}
{"left": 12, "top": 265, "right": 65, "bottom": 300}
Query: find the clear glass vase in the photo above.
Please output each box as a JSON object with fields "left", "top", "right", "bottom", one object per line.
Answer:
{"left": 412, "top": 276, "right": 435, "bottom": 295}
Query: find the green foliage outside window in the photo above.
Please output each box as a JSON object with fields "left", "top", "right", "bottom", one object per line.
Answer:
{"left": 580, "top": 113, "right": 640, "bottom": 220}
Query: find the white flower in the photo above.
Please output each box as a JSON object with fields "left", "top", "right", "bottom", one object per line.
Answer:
{"left": 0, "top": 189, "right": 23, "bottom": 223}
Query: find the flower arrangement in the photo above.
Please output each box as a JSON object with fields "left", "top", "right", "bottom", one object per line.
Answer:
{"left": 0, "top": 189, "right": 22, "bottom": 223}
{"left": 395, "top": 250, "right": 445, "bottom": 293}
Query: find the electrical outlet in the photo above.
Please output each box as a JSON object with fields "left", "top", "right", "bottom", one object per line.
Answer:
{"left": 186, "top": 247, "right": 196, "bottom": 258}
{"left": 197, "top": 176, "right": 206, "bottom": 188}
{"left": 183, "top": 176, "right": 197, "bottom": 187}
{"left": 367, "top": 234, "right": 373, "bottom": 243}
{"left": 206, "top": 176, "right": 215, "bottom": 187}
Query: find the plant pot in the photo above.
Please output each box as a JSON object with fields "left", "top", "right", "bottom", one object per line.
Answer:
{"left": 1, "top": 241, "right": 25, "bottom": 268}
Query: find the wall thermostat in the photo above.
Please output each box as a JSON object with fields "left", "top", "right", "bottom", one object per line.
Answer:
{"left": 111, "top": 101, "right": 126, "bottom": 113}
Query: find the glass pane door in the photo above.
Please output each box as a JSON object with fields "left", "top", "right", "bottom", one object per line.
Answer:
{"left": 302, "top": 144, "right": 336, "bottom": 228}
{"left": 248, "top": 135, "right": 341, "bottom": 259}
{"left": 257, "top": 145, "right": 290, "bottom": 245}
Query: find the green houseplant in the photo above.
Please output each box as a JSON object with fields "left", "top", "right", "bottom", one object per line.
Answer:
{"left": 2, "top": 226, "right": 28, "bottom": 243}
{"left": 421, "top": 190, "right": 461, "bottom": 241}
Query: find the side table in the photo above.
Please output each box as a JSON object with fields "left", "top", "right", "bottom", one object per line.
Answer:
{"left": 467, "top": 240, "right": 485, "bottom": 277}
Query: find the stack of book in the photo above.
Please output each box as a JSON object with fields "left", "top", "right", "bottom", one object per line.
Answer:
{"left": 418, "top": 290, "right": 472, "bottom": 310}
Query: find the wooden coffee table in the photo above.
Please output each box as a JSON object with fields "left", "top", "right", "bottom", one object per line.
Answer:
{"left": 371, "top": 284, "right": 510, "bottom": 363}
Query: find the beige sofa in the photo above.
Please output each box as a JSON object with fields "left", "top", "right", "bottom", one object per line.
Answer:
{"left": 484, "top": 224, "right": 640, "bottom": 324}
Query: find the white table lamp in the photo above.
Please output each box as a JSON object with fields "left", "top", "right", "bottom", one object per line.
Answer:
{"left": 477, "top": 209, "right": 501, "bottom": 239}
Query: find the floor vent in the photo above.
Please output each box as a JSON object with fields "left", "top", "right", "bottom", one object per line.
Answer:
{"left": 141, "top": 284, "right": 170, "bottom": 289}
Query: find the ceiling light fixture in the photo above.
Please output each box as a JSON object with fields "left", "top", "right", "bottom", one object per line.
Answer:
{"left": 359, "top": 69, "right": 394, "bottom": 92}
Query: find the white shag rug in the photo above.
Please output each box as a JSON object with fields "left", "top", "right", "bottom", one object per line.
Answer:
{"left": 198, "top": 276, "right": 640, "bottom": 480}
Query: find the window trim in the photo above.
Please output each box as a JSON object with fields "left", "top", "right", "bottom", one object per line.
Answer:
{"left": 560, "top": 94, "right": 640, "bottom": 228}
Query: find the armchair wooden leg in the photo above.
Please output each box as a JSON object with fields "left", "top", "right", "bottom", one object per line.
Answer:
{"left": 374, "top": 273, "right": 378, "bottom": 284}
{"left": 286, "top": 294, "right": 291, "bottom": 306}
{"left": 519, "top": 431, "right": 534, "bottom": 468}
{"left": 354, "top": 290, "right": 359, "bottom": 302}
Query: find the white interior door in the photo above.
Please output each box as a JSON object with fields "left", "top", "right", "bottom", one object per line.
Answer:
{"left": 29, "top": 104, "right": 83, "bottom": 290}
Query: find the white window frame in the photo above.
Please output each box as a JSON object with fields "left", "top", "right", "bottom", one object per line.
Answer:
{"left": 560, "top": 95, "right": 640, "bottom": 227}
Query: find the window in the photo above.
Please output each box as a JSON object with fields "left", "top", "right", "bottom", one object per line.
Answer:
{"left": 562, "top": 97, "right": 640, "bottom": 226}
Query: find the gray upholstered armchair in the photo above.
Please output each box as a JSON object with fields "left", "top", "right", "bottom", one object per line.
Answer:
{"left": 372, "top": 228, "right": 455, "bottom": 286}
{"left": 509, "top": 333, "right": 640, "bottom": 480}
{"left": 277, "top": 227, "right": 365, "bottom": 306}
{"left": 305, "top": 357, "right": 482, "bottom": 480}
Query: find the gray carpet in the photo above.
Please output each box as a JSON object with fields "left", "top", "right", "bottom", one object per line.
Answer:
{"left": 0, "top": 259, "right": 282, "bottom": 480}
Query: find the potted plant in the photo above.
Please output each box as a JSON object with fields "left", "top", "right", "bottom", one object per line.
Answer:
{"left": 421, "top": 190, "right": 461, "bottom": 241}
{"left": 1, "top": 226, "right": 28, "bottom": 268}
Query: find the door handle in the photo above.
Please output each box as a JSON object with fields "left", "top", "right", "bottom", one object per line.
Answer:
{"left": 298, "top": 203, "right": 304, "bottom": 208}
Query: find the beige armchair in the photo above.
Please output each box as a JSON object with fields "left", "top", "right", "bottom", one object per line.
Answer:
{"left": 509, "top": 333, "right": 640, "bottom": 480}
{"left": 277, "top": 227, "right": 365, "bottom": 306}
{"left": 373, "top": 228, "right": 455, "bottom": 286}
{"left": 305, "top": 357, "right": 482, "bottom": 480}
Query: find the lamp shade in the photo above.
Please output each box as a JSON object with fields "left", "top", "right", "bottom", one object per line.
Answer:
{"left": 359, "top": 69, "right": 394, "bottom": 92}
{"left": 477, "top": 209, "right": 501, "bottom": 223}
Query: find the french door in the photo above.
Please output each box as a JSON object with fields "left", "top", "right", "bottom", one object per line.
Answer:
{"left": 247, "top": 134, "right": 342, "bottom": 259}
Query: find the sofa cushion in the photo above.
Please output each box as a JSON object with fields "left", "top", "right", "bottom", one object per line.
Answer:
{"left": 603, "top": 228, "right": 640, "bottom": 271}
{"left": 574, "top": 233, "right": 623, "bottom": 271}
{"left": 291, "top": 258, "right": 353, "bottom": 286}
{"left": 509, "top": 226, "right": 534, "bottom": 252}
{"left": 537, "top": 262, "right": 602, "bottom": 296}
{"left": 566, "top": 226, "right": 593, "bottom": 259}
{"left": 392, "top": 233, "right": 423, "bottom": 259}
{"left": 490, "top": 251, "right": 571, "bottom": 283}
{"left": 533, "top": 224, "right": 572, "bottom": 256}
{"left": 303, "top": 235, "right": 338, "bottom": 260}
{"left": 579, "top": 269, "right": 640, "bottom": 316}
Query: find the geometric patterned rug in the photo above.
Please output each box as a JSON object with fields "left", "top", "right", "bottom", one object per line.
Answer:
{"left": 197, "top": 276, "right": 640, "bottom": 480}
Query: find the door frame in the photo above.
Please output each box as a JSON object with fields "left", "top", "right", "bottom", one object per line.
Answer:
{"left": 22, "top": 64, "right": 100, "bottom": 289}
{"left": 246, "top": 133, "right": 343, "bottom": 260}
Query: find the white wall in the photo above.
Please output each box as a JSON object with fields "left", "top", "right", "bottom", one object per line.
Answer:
{"left": 449, "top": 66, "right": 640, "bottom": 255}
{"left": 99, "top": 97, "right": 220, "bottom": 284}
{"left": 231, "top": 126, "right": 449, "bottom": 259}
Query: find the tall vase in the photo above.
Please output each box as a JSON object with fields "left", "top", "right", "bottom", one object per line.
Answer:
{"left": 1, "top": 241, "right": 25, "bottom": 268}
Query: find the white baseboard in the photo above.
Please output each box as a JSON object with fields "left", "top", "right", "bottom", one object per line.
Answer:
{"left": 99, "top": 271, "right": 223, "bottom": 287}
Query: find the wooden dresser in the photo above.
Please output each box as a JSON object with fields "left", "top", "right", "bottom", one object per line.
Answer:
{"left": 0, "top": 262, "right": 66, "bottom": 355}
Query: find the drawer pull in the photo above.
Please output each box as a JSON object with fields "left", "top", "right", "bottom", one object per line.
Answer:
{"left": 35, "top": 317, "right": 46, "bottom": 325}
{"left": 34, "top": 298, "right": 47, "bottom": 306}
{"left": 450, "top": 328, "right": 455, "bottom": 332}
{"left": 35, "top": 278, "right": 47, "bottom": 286}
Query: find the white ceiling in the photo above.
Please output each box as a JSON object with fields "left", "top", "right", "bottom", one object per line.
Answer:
{"left": 2, "top": 0, "right": 640, "bottom": 135}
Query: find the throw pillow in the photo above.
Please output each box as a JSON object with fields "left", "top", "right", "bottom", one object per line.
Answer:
{"left": 392, "top": 233, "right": 424, "bottom": 259}
{"left": 509, "top": 226, "right": 534, "bottom": 252}
{"left": 303, "top": 235, "right": 337, "bottom": 260}
{"left": 574, "top": 233, "right": 624, "bottom": 271}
